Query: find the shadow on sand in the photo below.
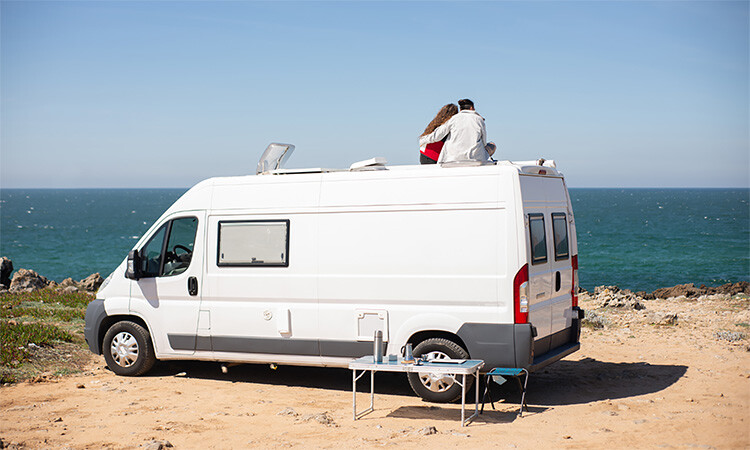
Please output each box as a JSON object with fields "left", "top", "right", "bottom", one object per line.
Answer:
{"left": 143, "top": 356, "right": 686, "bottom": 410}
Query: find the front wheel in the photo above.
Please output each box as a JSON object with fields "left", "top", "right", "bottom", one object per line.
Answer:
{"left": 102, "top": 321, "right": 156, "bottom": 376}
{"left": 406, "top": 337, "right": 472, "bottom": 403}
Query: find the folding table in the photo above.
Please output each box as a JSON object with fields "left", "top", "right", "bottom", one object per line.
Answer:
{"left": 349, "top": 356, "right": 484, "bottom": 427}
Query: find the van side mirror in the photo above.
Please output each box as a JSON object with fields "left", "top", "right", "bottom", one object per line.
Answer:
{"left": 125, "top": 250, "right": 142, "bottom": 280}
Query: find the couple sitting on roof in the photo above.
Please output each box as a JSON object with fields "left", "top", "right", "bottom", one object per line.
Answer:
{"left": 419, "top": 98, "right": 496, "bottom": 165}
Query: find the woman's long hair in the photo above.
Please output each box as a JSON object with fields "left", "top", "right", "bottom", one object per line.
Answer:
{"left": 421, "top": 103, "right": 458, "bottom": 137}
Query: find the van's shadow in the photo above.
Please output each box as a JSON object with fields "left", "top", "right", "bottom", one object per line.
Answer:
{"left": 487, "top": 358, "right": 687, "bottom": 406}
{"left": 146, "top": 356, "right": 686, "bottom": 407}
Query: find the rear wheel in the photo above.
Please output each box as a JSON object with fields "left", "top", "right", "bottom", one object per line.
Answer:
{"left": 407, "top": 337, "right": 471, "bottom": 403}
{"left": 102, "top": 321, "right": 156, "bottom": 376}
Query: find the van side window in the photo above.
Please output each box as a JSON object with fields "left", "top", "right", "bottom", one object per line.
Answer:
{"left": 529, "top": 214, "right": 548, "bottom": 265}
{"left": 139, "top": 217, "right": 198, "bottom": 277}
{"left": 217, "top": 220, "right": 290, "bottom": 267}
{"left": 552, "top": 213, "right": 569, "bottom": 261}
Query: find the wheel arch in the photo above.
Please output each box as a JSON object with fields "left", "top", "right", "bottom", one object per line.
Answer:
{"left": 98, "top": 314, "right": 151, "bottom": 355}
{"left": 390, "top": 313, "right": 467, "bottom": 356}
{"left": 406, "top": 330, "right": 470, "bottom": 356}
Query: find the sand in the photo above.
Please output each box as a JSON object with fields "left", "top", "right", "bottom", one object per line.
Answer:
{"left": 1, "top": 293, "right": 748, "bottom": 449}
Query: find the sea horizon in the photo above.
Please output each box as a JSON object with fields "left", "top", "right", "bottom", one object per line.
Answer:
{"left": 1, "top": 187, "right": 748, "bottom": 292}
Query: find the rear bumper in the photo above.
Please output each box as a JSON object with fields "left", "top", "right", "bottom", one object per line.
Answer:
{"left": 456, "top": 307, "right": 583, "bottom": 371}
{"left": 529, "top": 306, "right": 584, "bottom": 372}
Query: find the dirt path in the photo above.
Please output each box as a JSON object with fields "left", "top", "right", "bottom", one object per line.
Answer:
{"left": 2, "top": 295, "right": 748, "bottom": 449}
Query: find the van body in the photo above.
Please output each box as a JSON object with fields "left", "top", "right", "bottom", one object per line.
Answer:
{"left": 85, "top": 159, "right": 583, "bottom": 402}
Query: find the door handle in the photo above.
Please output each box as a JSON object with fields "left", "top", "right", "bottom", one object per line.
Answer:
{"left": 188, "top": 277, "right": 198, "bottom": 296}
{"left": 555, "top": 271, "right": 561, "bottom": 292}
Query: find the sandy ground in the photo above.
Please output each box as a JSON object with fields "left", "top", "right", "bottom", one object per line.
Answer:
{"left": 1, "top": 294, "right": 748, "bottom": 449}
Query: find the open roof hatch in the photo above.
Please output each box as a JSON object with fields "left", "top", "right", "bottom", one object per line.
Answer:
{"left": 256, "top": 143, "right": 295, "bottom": 175}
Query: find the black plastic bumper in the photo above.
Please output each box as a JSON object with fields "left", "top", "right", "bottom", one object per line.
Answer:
{"left": 84, "top": 299, "right": 107, "bottom": 355}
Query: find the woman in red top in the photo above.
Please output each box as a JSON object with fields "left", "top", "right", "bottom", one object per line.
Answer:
{"left": 419, "top": 103, "right": 458, "bottom": 164}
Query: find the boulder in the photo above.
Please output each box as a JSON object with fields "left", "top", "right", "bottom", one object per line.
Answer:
{"left": 594, "top": 285, "right": 646, "bottom": 310}
{"left": 583, "top": 310, "right": 610, "bottom": 329}
{"left": 650, "top": 312, "right": 678, "bottom": 326}
{"left": 0, "top": 257, "right": 13, "bottom": 288}
{"left": 9, "top": 268, "right": 50, "bottom": 293}
{"left": 62, "top": 286, "right": 79, "bottom": 294}
{"left": 144, "top": 440, "right": 173, "bottom": 450}
{"left": 79, "top": 273, "right": 104, "bottom": 292}
{"left": 651, "top": 282, "right": 750, "bottom": 300}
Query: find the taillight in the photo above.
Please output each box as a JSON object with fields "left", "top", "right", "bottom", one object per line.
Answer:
{"left": 514, "top": 264, "right": 529, "bottom": 324}
{"left": 571, "top": 255, "right": 579, "bottom": 307}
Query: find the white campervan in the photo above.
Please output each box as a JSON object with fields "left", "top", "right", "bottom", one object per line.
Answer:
{"left": 85, "top": 144, "right": 583, "bottom": 403}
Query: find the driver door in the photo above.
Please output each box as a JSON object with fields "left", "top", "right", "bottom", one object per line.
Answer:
{"left": 130, "top": 212, "right": 205, "bottom": 356}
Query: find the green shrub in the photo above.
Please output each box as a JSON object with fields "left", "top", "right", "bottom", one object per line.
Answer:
{"left": 0, "top": 321, "right": 74, "bottom": 367}
{"left": 0, "top": 305, "right": 85, "bottom": 321}
{"left": 1, "top": 290, "right": 93, "bottom": 309}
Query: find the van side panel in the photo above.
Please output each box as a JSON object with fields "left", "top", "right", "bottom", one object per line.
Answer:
{"left": 317, "top": 173, "right": 507, "bottom": 357}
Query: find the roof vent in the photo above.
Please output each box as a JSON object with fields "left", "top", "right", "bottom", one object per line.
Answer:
{"left": 257, "top": 143, "right": 295, "bottom": 175}
{"left": 350, "top": 157, "right": 387, "bottom": 171}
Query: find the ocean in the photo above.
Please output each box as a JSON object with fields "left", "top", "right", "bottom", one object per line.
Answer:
{"left": 0, "top": 188, "right": 748, "bottom": 292}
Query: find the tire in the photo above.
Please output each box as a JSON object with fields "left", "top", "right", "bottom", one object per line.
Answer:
{"left": 102, "top": 321, "right": 156, "bottom": 376}
{"left": 407, "top": 337, "right": 472, "bottom": 403}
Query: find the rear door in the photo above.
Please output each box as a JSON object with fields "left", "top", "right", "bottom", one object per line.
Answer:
{"left": 549, "top": 212, "right": 573, "bottom": 335}
{"left": 521, "top": 175, "right": 576, "bottom": 356}
{"left": 526, "top": 211, "right": 553, "bottom": 349}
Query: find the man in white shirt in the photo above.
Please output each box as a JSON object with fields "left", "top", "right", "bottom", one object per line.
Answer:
{"left": 419, "top": 99, "right": 496, "bottom": 164}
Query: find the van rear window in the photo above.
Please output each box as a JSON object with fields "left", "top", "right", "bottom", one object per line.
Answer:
{"left": 529, "top": 214, "right": 547, "bottom": 265}
{"left": 217, "top": 220, "right": 289, "bottom": 267}
{"left": 552, "top": 213, "right": 569, "bottom": 261}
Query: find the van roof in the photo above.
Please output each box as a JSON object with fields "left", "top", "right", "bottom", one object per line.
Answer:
{"left": 256, "top": 159, "right": 560, "bottom": 178}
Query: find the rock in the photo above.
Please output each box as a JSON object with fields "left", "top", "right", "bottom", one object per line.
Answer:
{"left": 650, "top": 313, "right": 678, "bottom": 326}
{"left": 299, "top": 411, "right": 338, "bottom": 427}
{"left": 651, "top": 282, "right": 750, "bottom": 300}
{"left": 0, "top": 437, "right": 24, "bottom": 450}
{"left": 79, "top": 273, "right": 104, "bottom": 292}
{"left": 60, "top": 278, "right": 77, "bottom": 288}
{"left": 144, "top": 440, "right": 173, "bottom": 450}
{"left": 593, "top": 286, "right": 646, "bottom": 310}
{"left": 9, "top": 268, "right": 50, "bottom": 293}
{"left": 583, "top": 310, "right": 610, "bottom": 329}
{"left": 0, "top": 257, "right": 13, "bottom": 287}
{"left": 714, "top": 331, "right": 746, "bottom": 342}
{"left": 417, "top": 426, "right": 439, "bottom": 436}
{"left": 62, "top": 286, "right": 79, "bottom": 294}
{"left": 276, "top": 407, "right": 298, "bottom": 417}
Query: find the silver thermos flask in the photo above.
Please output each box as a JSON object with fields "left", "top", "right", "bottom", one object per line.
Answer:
{"left": 374, "top": 330, "right": 383, "bottom": 363}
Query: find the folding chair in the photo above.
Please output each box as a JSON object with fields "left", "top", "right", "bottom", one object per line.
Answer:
{"left": 480, "top": 367, "right": 529, "bottom": 417}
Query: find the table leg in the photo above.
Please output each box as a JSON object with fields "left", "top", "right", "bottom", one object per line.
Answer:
{"left": 474, "top": 371, "right": 479, "bottom": 417}
{"left": 352, "top": 369, "right": 357, "bottom": 421}
{"left": 352, "top": 369, "right": 375, "bottom": 420}
{"left": 461, "top": 373, "right": 466, "bottom": 426}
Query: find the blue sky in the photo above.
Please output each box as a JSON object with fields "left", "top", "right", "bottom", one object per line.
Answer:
{"left": 1, "top": 1, "right": 748, "bottom": 188}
